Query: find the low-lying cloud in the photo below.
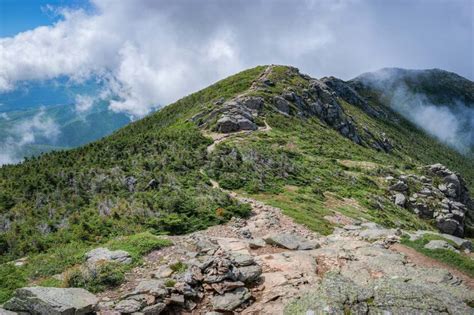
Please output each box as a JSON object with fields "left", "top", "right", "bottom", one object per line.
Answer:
{"left": 0, "top": 110, "right": 60, "bottom": 165}
{"left": 0, "top": 0, "right": 472, "bottom": 117}
{"left": 391, "top": 85, "right": 474, "bottom": 154}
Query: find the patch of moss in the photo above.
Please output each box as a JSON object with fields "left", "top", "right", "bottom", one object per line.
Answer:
{"left": 169, "top": 261, "right": 187, "bottom": 274}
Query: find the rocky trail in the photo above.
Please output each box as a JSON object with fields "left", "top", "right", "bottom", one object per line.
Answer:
{"left": 3, "top": 128, "right": 474, "bottom": 315}
{"left": 88, "top": 179, "right": 474, "bottom": 314}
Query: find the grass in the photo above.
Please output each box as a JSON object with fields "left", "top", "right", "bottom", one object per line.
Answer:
{"left": 164, "top": 279, "right": 177, "bottom": 287}
{"left": 0, "top": 232, "right": 171, "bottom": 303}
{"left": 401, "top": 234, "right": 474, "bottom": 277}
{"left": 169, "top": 261, "right": 187, "bottom": 273}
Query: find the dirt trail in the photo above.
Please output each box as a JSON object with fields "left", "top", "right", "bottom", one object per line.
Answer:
{"left": 390, "top": 243, "right": 474, "bottom": 289}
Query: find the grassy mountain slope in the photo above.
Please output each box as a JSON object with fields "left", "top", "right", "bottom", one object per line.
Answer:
{"left": 0, "top": 65, "right": 472, "bottom": 265}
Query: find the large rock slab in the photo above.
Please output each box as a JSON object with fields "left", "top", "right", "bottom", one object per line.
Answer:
{"left": 131, "top": 279, "right": 168, "bottom": 297}
{"left": 211, "top": 287, "right": 251, "bottom": 311}
{"left": 284, "top": 273, "right": 473, "bottom": 314}
{"left": 424, "top": 240, "right": 458, "bottom": 252}
{"left": 85, "top": 247, "right": 132, "bottom": 265}
{"left": 3, "top": 287, "right": 98, "bottom": 315}
{"left": 263, "top": 233, "right": 318, "bottom": 250}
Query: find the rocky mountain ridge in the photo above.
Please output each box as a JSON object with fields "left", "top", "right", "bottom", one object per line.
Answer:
{"left": 1, "top": 65, "right": 473, "bottom": 314}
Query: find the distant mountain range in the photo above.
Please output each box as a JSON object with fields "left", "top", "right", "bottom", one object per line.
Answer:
{"left": 0, "top": 79, "right": 131, "bottom": 163}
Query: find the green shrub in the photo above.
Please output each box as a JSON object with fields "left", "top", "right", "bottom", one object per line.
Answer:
{"left": 65, "top": 262, "right": 126, "bottom": 293}
{"left": 0, "top": 264, "right": 27, "bottom": 303}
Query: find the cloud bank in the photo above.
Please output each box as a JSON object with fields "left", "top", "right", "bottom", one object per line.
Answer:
{"left": 0, "top": 110, "right": 60, "bottom": 165}
{"left": 390, "top": 85, "right": 474, "bottom": 154}
{"left": 0, "top": 0, "right": 472, "bottom": 117}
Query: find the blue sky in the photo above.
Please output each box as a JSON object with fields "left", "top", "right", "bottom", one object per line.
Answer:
{"left": 0, "top": 0, "right": 91, "bottom": 37}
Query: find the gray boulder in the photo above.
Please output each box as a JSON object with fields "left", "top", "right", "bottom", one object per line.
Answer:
{"left": 264, "top": 233, "right": 318, "bottom": 250}
{"left": 131, "top": 279, "right": 168, "bottom": 297}
{"left": 389, "top": 181, "right": 408, "bottom": 192}
{"left": 85, "top": 247, "right": 132, "bottom": 265}
{"left": 394, "top": 193, "right": 406, "bottom": 207}
{"left": 211, "top": 287, "right": 251, "bottom": 311}
{"left": 237, "top": 265, "right": 262, "bottom": 283}
{"left": 216, "top": 116, "right": 257, "bottom": 133}
{"left": 248, "top": 238, "right": 266, "bottom": 249}
{"left": 239, "top": 96, "right": 264, "bottom": 111}
{"left": 114, "top": 299, "right": 143, "bottom": 313}
{"left": 216, "top": 116, "right": 240, "bottom": 133}
{"left": 439, "top": 233, "right": 472, "bottom": 250}
{"left": 142, "top": 303, "right": 166, "bottom": 315}
{"left": 436, "top": 218, "right": 460, "bottom": 236}
{"left": 3, "top": 287, "right": 98, "bottom": 315}
{"left": 424, "top": 240, "right": 458, "bottom": 252}
{"left": 230, "top": 253, "right": 255, "bottom": 267}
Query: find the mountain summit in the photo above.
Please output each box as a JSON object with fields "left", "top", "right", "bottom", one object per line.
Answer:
{"left": 0, "top": 65, "right": 473, "bottom": 312}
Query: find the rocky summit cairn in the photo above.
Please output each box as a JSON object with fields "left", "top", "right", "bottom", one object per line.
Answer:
{"left": 94, "top": 235, "right": 263, "bottom": 314}
{"left": 387, "top": 163, "right": 473, "bottom": 236}
{"left": 3, "top": 287, "right": 98, "bottom": 315}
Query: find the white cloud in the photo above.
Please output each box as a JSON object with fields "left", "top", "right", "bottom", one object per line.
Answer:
{"left": 0, "top": 0, "right": 472, "bottom": 117}
{"left": 0, "top": 110, "right": 60, "bottom": 165}
{"left": 75, "top": 94, "right": 95, "bottom": 112}
{"left": 14, "top": 109, "right": 60, "bottom": 145}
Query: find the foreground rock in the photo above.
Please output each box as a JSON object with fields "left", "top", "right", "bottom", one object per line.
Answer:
{"left": 4, "top": 287, "right": 98, "bottom": 315}
{"left": 210, "top": 287, "right": 251, "bottom": 311}
{"left": 285, "top": 273, "right": 472, "bottom": 314}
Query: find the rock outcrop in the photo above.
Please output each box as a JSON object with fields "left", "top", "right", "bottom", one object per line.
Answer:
{"left": 388, "top": 164, "right": 473, "bottom": 236}
{"left": 191, "top": 95, "right": 263, "bottom": 133}
{"left": 3, "top": 287, "right": 98, "bottom": 315}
